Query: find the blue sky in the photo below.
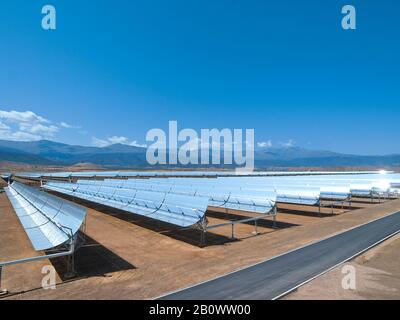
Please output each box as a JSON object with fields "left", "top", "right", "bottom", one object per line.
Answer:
{"left": 0, "top": 0, "right": 399, "bottom": 155}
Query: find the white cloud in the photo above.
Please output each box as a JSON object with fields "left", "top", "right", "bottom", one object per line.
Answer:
{"left": 19, "top": 122, "right": 59, "bottom": 135}
{"left": 92, "top": 136, "right": 147, "bottom": 148}
{"left": 0, "top": 129, "right": 41, "bottom": 142}
{"left": 0, "top": 109, "right": 79, "bottom": 142}
{"left": 92, "top": 137, "right": 109, "bottom": 147}
{"left": 108, "top": 136, "right": 131, "bottom": 145}
{"left": 257, "top": 140, "right": 272, "bottom": 148}
{"left": 60, "top": 122, "right": 72, "bottom": 128}
{"left": 0, "top": 110, "right": 48, "bottom": 124}
{"left": 0, "top": 109, "right": 143, "bottom": 148}
{"left": 281, "top": 139, "right": 295, "bottom": 147}
{"left": 0, "top": 110, "right": 58, "bottom": 140}
{"left": 59, "top": 122, "right": 80, "bottom": 129}
{"left": 0, "top": 122, "right": 10, "bottom": 130}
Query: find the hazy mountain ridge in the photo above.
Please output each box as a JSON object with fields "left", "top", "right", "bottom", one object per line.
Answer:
{"left": 254, "top": 146, "right": 343, "bottom": 161}
{"left": 0, "top": 144, "right": 59, "bottom": 165}
{"left": 0, "top": 139, "right": 399, "bottom": 168}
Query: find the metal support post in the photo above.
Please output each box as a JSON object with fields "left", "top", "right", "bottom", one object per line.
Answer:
{"left": 0, "top": 266, "right": 8, "bottom": 296}
{"left": 318, "top": 202, "right": 322, "bottom": 217}
{"left": 254, "top": 220, "right": 258, "bottom": 235}
{"left": 64, "top": 253, "right": 76, "bottom": 279}
{"left": 200, "top": 229, "right": 206, "bottom": 247}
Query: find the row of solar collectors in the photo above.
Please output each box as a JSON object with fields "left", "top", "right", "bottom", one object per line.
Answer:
{"left": 161, "top": 178, "right": 352, "bottom": 202}
{"left": 14, "top": 170, "right": 391, "bottom": 179}
{"left": 75, "top": 178, "right": 341, "bottom": 205}
{"left": 71, "top": 180, "right": 278, "bottom": 212}
{"left": 41, "top": 173, "right": 399, "bottom": 231}
{"left": 276, "top": 173, "right": 400, "bottom": 187}
{"left": 73, "top": 173, "right": 400, "bottom": 205}
{"left": 175, "top": 173, "right": 400, "bottom": 190}
{"left": 4, "top": 182, "right": 87, "bottom": 251}
{"left": 1, "top": 173, "right": 12, "bottom": 179}
{"left": 142, "top": 174, "right": 400, "bottom": 198}
{"left": 147, "top": 177, "right": 350, "bottom": 199}
{"left": 44, "top": 183, "right": 209, "bottom": 228}
{"left": 43, "top": 180, "right": 277, "bottom": 228}
{"left": 237, "top": 174, "right": 400, "bottom": 196}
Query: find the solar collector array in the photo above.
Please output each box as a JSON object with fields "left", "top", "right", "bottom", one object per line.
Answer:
{"left": 75, "top": 173, "right": 398, "bottom": 205}
{"left": 17, "top": 171, "right": 400, "bottom": 202}
{"left": 15, "top": 170, "right": 395, "bottom": 180}
{"left": 74, "top": 179, "right": 277, "bottom": 214}
{"left": 72, "top": 178, "right": 316, "bottom": 207}
{"left": 0, "top": 173, "right": 12, "bottom": 180}
{"left": 183, "top": 176, "right": 392, "bottom": 198}
{"left": 268, "top": 177, "right": 394, "bottom": 196}
{"left": 73, "top": 178, "right": 339, "bottom": 206}
{"left": 44, "top": 182, "right": 209, "bottom": 228}
{"left": 5, "top": 182, "right": 87, "bottom": 251}
{"left": 46, "top": 181, "right": 276, "bottom": 218}
{"left": 135, "top": 178, "right": 325, "bottom": 205}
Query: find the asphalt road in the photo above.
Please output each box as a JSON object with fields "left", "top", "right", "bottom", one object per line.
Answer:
{"left": 161, "top": 211, "right": 400, "bottom": 300}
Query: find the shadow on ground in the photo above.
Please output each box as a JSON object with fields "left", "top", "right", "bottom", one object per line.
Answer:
{"left": 46, "top": 191, "right": 236, "bottom": 247}
{"left": 206, "top": 210, "right": 299, "bottom": 229}
{"left": 48, "top": 235, "right": 136, "bottom": 281}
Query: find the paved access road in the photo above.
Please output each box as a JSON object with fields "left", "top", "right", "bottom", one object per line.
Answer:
{"left": 161, "top": 211, "right": 400, "bottom": 300}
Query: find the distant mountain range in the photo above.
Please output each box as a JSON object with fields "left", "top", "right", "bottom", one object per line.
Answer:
{"left": 0, "top": 139, "right": 399, "bottom": 169}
